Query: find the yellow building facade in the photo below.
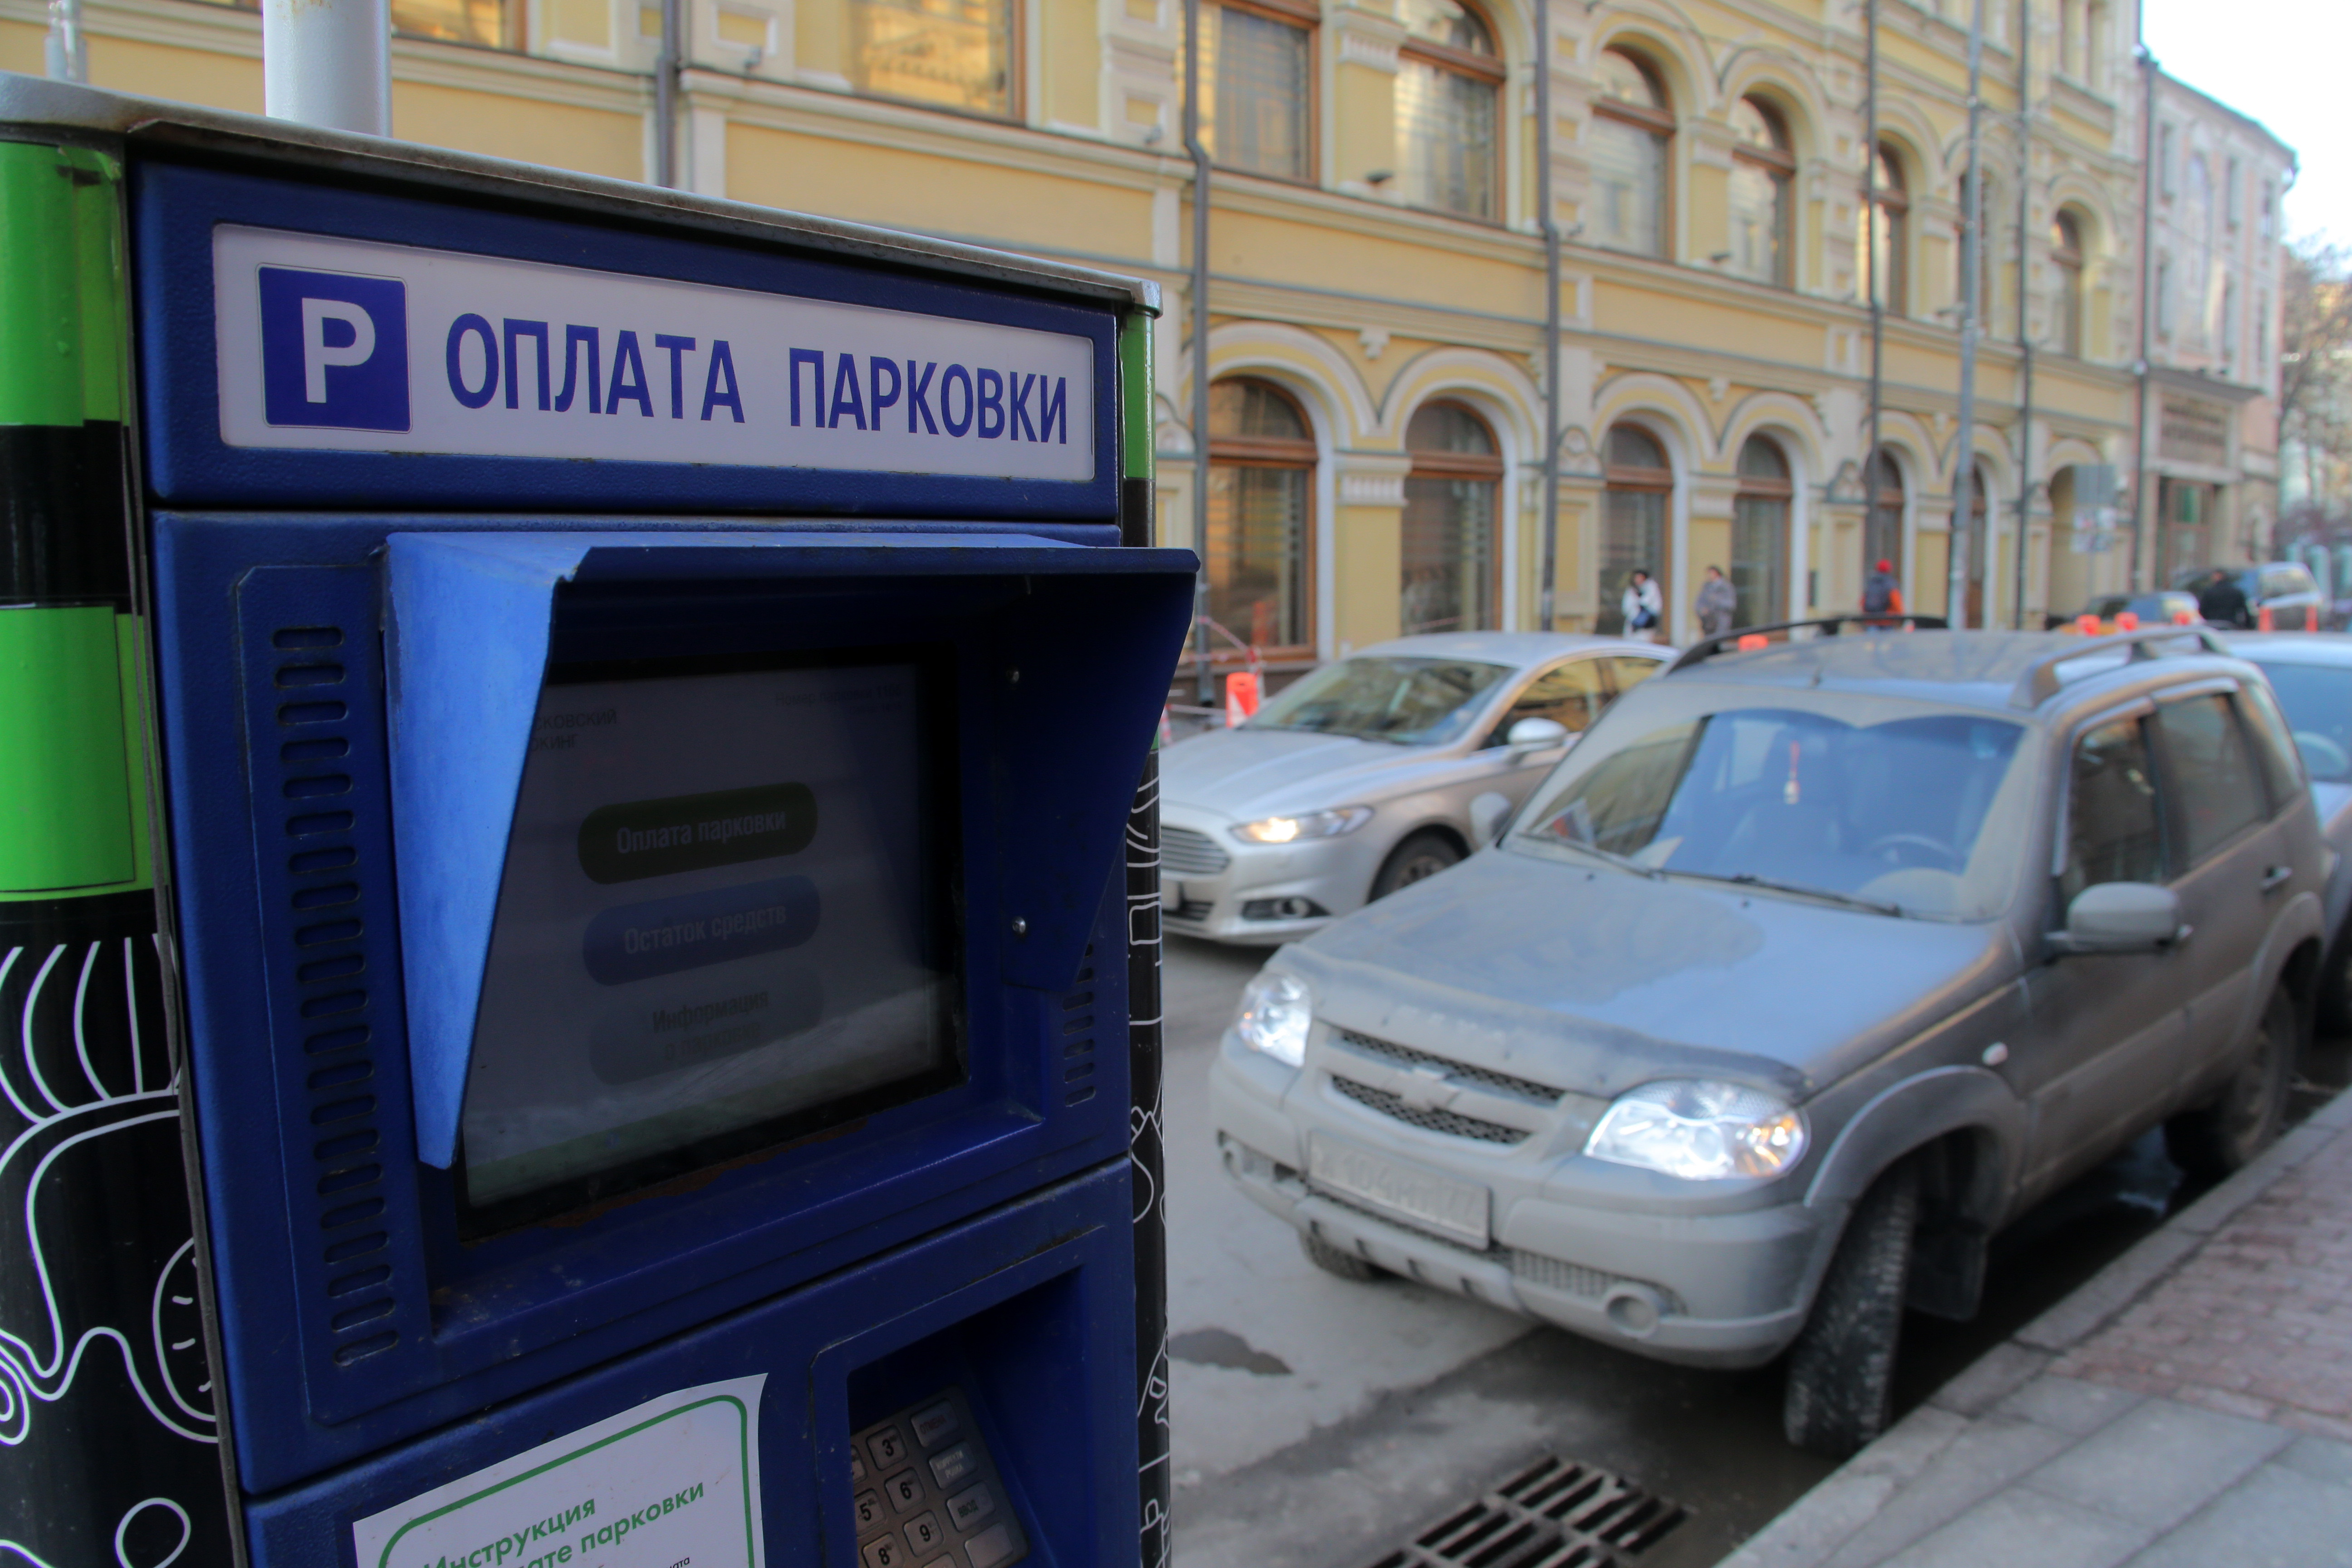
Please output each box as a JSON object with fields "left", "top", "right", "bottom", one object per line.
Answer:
{"left": 2, "top": 0, "right": 2275, "bottom": 656}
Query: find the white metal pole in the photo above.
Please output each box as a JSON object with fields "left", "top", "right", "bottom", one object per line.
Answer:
{"left": 43, "top": 0, "right": 87, "bottom": 83}
{"left": 1950, "top": 0, "right": 1985, "bottom": 628}
{"left": 264, "top": 0, "right": 391, "bottom": 136}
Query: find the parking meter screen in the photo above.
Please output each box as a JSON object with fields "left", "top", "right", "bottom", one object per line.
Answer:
{"left": 458, "top": 653, "right": 959, "bottom": 1232}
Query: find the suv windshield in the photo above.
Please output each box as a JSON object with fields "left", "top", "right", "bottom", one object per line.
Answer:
{"left": 1515, "top": 694, "right": 2032, "bottom": 919}
{"left": 1248, "top": 657, "right": 1512, "bottom": 745}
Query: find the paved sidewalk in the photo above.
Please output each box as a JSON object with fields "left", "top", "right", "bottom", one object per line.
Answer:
{"left": 1722, "top": 1088, "right": 2352, "bottom": 1568}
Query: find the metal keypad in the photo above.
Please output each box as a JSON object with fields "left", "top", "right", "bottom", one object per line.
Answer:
{"left": 850, "top": 1387, "right": 1028, "bottom": 1568}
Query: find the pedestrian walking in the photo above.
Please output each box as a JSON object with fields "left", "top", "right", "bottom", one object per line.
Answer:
{"left": 1862, "top": 559, "right": 1904, "bottom": 619}
{"left": 1695, "top": 565, "right": 1737, "bottom": 639}
{"left": 2196, "top": 566, "right": 2250, "bottom": 628}
{"left": 1621, "top": 568, "right": 1664, "bottom": 640}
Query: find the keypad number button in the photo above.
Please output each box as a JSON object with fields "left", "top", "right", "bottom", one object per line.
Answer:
{"left": 904, "top": 1511, "right": 945, "bottom": 1553}
{"left": 884, "top": 1467, "right": 924, "bottom": 1512}
{"left": 946, "top": 1483, "right": 996, "bottom": 1530}
{"left": 859, "top": 1535, "right": 905, "bottom": 1568}
{"left": 868, "top": 1428, "right": 909, "bottom": 1467}
{"left": 855, "top": 1490, "right": 886, "bottom": 1529}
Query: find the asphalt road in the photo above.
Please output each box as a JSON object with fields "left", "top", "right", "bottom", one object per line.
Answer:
{"left": 1160, "top": 931, "right": 2352, "bottom": 1568}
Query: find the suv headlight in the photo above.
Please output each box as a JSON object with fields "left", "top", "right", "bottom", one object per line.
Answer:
{"left": 1231, "top": 807, "right": 1373, "bottom": 844}
{"left": 1584, "top": 1080, "right": 1807, "bottom": 1181}
{"left": 1235, "top": 972, "right": 1311, "bottom": 1067}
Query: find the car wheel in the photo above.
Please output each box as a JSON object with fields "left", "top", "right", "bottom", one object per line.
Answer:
{"left": 1783, "top": 1161, "right": 1918, "bottom": 1459}
{"left": 1370, "top": 831, "right": 1464, "bottom": 902}
{"left": 1299, "top": 1229, "right": 1382, "bottom": 1282}
{"left": 2165, "top": 984, "right": 2298, "bottom": 1179}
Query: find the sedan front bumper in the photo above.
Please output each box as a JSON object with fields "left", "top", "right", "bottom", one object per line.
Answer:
{"left": 1159, "top": 805, "right": 1383, "bottom": 945}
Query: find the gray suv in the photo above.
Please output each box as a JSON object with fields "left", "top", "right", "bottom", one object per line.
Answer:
{"left": 1210, "top": 627, "right": 2328, "bottom": 1456}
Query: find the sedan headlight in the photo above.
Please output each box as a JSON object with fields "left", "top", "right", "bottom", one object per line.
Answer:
{"left": 1584, "top": 1080, "right": 1808, "bottom": 1181}
{"left": 1231, "top": 806, "right": 1373, "bottom": 844}
{"left": 1235, "top": 971, "right": 1312, "bottom": 1067}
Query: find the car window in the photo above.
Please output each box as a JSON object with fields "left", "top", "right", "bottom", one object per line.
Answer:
{"left": 2151, "top": 693, "right": 2267, "bottom": 863}
{"left": 1487, "top": 659, "right": 1608, "bottom": 745}
{"left": 2236, "top": 679, "right": 2309, "bottom": 803}
{"left": 1603, "top": 657, "right": 1663, "bottom": 697}
{"left": 2261, "top": 566, "right": 2317, "bottom": 599}
{"left": 1245, "top": 656, "right": 1513, "bottom": 745}
{"left": 1520, "top": 703, "right": 2029, "bottom": 918}
{"left": 2249, "top": 660, "right": 2352, "bottom": 783}
{"left": 2061, "top": 716, "right": 2166, "bottom": 903}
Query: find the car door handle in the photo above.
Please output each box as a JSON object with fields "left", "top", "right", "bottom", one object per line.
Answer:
{"left": 2260, "top": 864, "right": 2293, "bottom": 893}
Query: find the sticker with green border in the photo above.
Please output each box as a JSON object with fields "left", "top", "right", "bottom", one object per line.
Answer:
{"left": 352, "top": 1375, "right": 766, "bottom": 1568}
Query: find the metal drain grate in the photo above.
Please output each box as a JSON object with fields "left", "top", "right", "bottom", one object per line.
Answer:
{"left": 1364, "top": 1455, "right": 1688, "bottom": 1568}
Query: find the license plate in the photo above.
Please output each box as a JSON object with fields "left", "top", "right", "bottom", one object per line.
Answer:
{"left": 1161, "top": 878, "right": 1182, "bottom": 913}
{"left": 1307, "top": 1132, "right": 1490, "bottom": 1248}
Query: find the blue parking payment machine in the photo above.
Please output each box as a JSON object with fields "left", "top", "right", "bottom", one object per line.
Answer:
{"left": 0, "top": 76, "right": 1187, "bottom": 1568}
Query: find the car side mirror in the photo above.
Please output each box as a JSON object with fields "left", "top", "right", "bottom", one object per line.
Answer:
{"left": 2049, "top": 882, "right": 2188, "bottom": 955}
{"left": 1470, "top": 791, "right": 1514, "bottom": 845}
{"left": 1506, "top": 716, "right": 1570, "bottom": 748}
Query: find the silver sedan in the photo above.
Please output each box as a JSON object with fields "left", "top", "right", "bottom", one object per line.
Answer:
{"left": 1159, "top": 632, "right": 1671, "bottom": 946}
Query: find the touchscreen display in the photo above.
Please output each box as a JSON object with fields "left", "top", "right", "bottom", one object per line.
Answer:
{"left": 458, "top": 653, "right": 958, "bottom": 1231}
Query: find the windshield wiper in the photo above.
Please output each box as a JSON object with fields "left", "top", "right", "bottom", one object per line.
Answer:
{"left": 1671, "top": 870, "right": 1902, "bottom": 917}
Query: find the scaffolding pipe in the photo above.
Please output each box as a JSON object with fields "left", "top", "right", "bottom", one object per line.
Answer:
{"left": 1536, "top": 0, "right": 1560, "bottom": 632}
{"left": 1950, "top": 0, "right": 1984, "bottom": 629}
{"left": 1184, "top": 0, "right": 1213, "bottom": 703}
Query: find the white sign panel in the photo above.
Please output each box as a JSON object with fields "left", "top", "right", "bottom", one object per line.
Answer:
{"left": 352, "top": 1376, "right": 767, "bottom": 1568}
{"left": 212, "top": 225, "right": 1094, "bottom": 480}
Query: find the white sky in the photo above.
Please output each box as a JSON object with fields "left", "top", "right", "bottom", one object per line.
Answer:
{"left": 2142, "top": 0, "right": 2350, "bottom": 247}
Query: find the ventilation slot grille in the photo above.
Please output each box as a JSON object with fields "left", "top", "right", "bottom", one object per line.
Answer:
{"left": 270, "top": 624, "right": 399, "bottom": 1369}
{"left": 1059, "top": 945, "right": 1098, "bottom": 1107}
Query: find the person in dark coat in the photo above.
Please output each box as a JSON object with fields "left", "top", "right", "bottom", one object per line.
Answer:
{"left": 1695, "top": 566, "right": 1738, "bottom": 638}
{"left": 2196, "top": 568, "right": 2250, "bottom": 628}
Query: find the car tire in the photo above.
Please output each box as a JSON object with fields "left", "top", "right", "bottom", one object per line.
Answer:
{"left": 1299, "top": 1229, "right": 1382, "bottom": 1282}
{"left": 1783, "top": 1161, "right": 1918, "bottom": 1459}
{"left": 2165, "top": 984, "right": 2298, "bottom": 1179}
{"left": 2318, "top": 941, "right": 2352, "bottom": 1036}
{"left": 1370, "top": 831, "right": 1464, "bottom": 902}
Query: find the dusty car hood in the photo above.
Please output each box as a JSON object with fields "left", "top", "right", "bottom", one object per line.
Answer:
{"left": 1284, "top": 848, "right": 2014, "bottom": 1103}
{"left": 1160, "top": 727, "right": 1457, "bottom": 817}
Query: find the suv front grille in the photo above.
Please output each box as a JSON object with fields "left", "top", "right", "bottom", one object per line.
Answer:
{"left": 1331, "top": 1077, "right": 1529, "bottom": 1145}
{"left": 1161, "top": 825, "right": 1231, "bottom": 877}
{"left": 1335, "top": 1029, "right": 1564, "bottom": 1105}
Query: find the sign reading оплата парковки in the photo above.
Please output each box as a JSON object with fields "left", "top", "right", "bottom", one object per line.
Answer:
{"left": 210, "top": 225, "right": 1095, "bottom": 479}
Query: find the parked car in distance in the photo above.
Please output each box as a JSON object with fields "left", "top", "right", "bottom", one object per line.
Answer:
{"left": 1160, "top": 633, "right": 1670, "bottom": 946}
{"left": 1211, "top": 624, "right": 2327, "bottom": 1457}
{"left": 2173, "top": 562, "right": 2328, "bottom": 630}
{"left": 2225, "top": 632, "right": 2352, "bottom": 1028}
{"left": 2064, "top": 590, "right": 2202, "bottom": 631}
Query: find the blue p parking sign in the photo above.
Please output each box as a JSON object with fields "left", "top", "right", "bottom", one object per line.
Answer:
{"left": 258, "top": 266, "right": 411, "bottom": 430}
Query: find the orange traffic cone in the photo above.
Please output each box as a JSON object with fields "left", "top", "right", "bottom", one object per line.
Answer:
{"left": 2076, "top": 613, "right": 2102, "bottom": 635}
{"left": 2259, "top": 604, "right": 2276, "bottom": 632}
{"left": 2115, "top": 611, "right": 2140, "bottom": 631}
{"left": 1225, "top": 671, "right": 1261, "bottom": 727}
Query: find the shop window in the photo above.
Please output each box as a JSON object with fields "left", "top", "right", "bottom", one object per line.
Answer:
{"left": 1398, "top": 0, "right": 1501, "bottom": 220}
{"left": 2052, "top": 210, "right": 2085, "bottom": 357}
{"left": 1732, "top": 435, "right": 1791, "bottom": 629}
{"left": 1206, "top": 378, "right": 1315, "bottom": 655}
{"left": 392, "top": 0, "right": 513, "bottom": 44}
{"left": 1195, "top": 0, "right": 1315, "bottom": 181}
{"left": 1590, "top": 48, "right": 1671, "bottom": 258}
{"left": 848, "top": 0, "right": 1017, "bottom": 116}
{"left": 1402, "top": 401, "right": 1502, "bottom": 635}
{"left": 1597, "top": 424, "right": 1671, "bottom": 637}
{"left": 1727, "top": 96, "right": 1793, "bottom": 287}
{"left": 1863, "top": 446, "right": 1904, "bottom": 585}
{"left": 1859, "top": 142, "right": 1909, "bottom": 314}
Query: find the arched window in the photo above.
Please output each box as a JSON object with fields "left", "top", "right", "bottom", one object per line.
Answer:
{"left": 1598, "top": 424, "right": 1671, "bottom": 637}
{"left": 1860, "top": 142, "right": 1909, "bottom": 314}
{"left": 1733, "top": 435, "right": 1792, "bottom": 627}
{"left": 1398, "top": 0, "right": 1501, "bottom": 220}
{"left": 1207, "top": 378, "right": 1314, "bottom": 654}
{"left": 1198, "top": 0, "right": 1316, "bottom": 181}
{"left": 1401, "top": 401, "right": 1503, "bottom": 635}
{"left": 1728, "top": 96, "right": 1794, "bottom": 287}
{"left": 2052, "top": 210, "right": 2085, "bottom": 357}
{"left": 1863, "top": 446, "right": 1904, "bottom": 586}
{"left": 1590, "top": 48, "right": 1671, "bottom": 257}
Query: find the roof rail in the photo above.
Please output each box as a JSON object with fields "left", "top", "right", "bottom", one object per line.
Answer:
{"left": 2007, "top": 626, "right": 2230, "bottom": 709}
{"left": 1665, "top": 615, "right": 1950, "bottom": 676}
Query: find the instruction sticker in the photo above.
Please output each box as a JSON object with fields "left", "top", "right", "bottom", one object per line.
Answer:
{"left": 352, "top": 1375, "right": 767, "bottom": 1568}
